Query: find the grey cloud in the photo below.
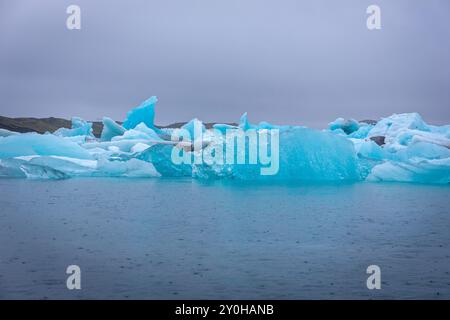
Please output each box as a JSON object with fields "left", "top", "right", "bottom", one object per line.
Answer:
{"left": 0, "top": 0, "right": 449, "bottom": 127}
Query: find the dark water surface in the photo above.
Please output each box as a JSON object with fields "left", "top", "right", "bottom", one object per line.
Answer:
{"left": 0, "top": 178, "right": 449, "bottom": 299}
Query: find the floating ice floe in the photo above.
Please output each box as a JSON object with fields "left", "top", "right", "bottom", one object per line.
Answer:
{"left": 0, "top": 96, "right": 449, "bottom": 183}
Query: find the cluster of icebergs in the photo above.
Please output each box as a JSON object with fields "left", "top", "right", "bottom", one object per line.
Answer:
{"left": 0, "top": 96, "right": 449, "bottom": 183}
{"left": 328, "top": 114, "right": 450, "bottom": 183}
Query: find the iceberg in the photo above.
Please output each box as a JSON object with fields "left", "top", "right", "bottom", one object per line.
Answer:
{"left": 0, "top": 133, "right": 93, "bottom": 159}
{"left": 239, "top": 112, "right": 255, "bottom": 131}
{"left": 368, "top": 113, "right": 429, "bottom": 140}
{"left": 54, "top": 117, "right": 94, "bottom": 138}
{"left": 122, "top": 96, "right": 159, "bottom": 131}
{"left": 138, "top": 144, "right": 192, "bottom": 177}
{"left": 329, "top": 118, "right": 361, "bottom": 135}
{"left": 95, "top": 157, "right": 160, "bottom": 178}
{"left": 192, "top": 127, "right": 359, "bottom": 181}
{"left": 181, "top": 118, "right": 206, "bottom": 140}
{"left": 0, "top": 97, "right": 448, "bottom": 183}
{"left": 328, "top": 118, "right": 373, "bottom": 139}
{"left": 100, "top": 117, "right": 126, "bottom": 141}
{"left": 0, "top": 158, "right": 69, "bottom": 179}
{"left": 112, "top": 123, "right": 162, "bottom": 142}
{"left": 367, "top": 159, "right": 450, "bottom": 184}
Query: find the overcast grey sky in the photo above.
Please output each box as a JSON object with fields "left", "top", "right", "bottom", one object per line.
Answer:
{"left": 0, "top": 0, "right": 449, "bottom": 127}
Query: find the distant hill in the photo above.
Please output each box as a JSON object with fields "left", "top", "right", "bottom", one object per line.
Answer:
{"left": 0, "top": 116, "right": 237, "bottom": 138}
{"left": 0, "top": 116, "right": 104, "bottom": 137}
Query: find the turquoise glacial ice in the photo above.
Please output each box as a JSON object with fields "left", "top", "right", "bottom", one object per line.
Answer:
{"left": 122, "top": 96, "right": 159, "bottom": 131}
{"left": 0, "top": 97, "right": 449, "bottom": 183}
{"left": 0, "top": 133, "right": 93, "bottom": 160}
{"left": 54, "top": 117, "right": 94, "bottom": 138}
{"left": 100, "top": 117, "right": 126, "bottom": 141}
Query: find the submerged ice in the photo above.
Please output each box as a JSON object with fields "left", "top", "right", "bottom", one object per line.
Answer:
{"left": 0, "top": 96, "right": 449, "bottom": 183}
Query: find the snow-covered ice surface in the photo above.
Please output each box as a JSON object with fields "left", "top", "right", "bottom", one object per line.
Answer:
{"left": 0, "top": 96, "right": 449, "bottom": 184}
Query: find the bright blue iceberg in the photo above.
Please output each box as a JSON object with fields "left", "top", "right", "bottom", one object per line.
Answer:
{"left": 0, "top": 97, "right": 448, "bottom": 183}
{"left": 0, "top": 133, "right": 93, "bottom": 159}
{"left": 100, "top": 117, "right": 126, "bottom": 141}
{"left": 122, "top": 96, "right": 159, "bottom": 131}
{"left": 54, "top": 117, "right": 94, "bottom": 138}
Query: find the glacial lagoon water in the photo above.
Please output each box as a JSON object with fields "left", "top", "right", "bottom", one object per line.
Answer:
{"left": 0, "top": 178, "right": 449, "bottom": 299}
